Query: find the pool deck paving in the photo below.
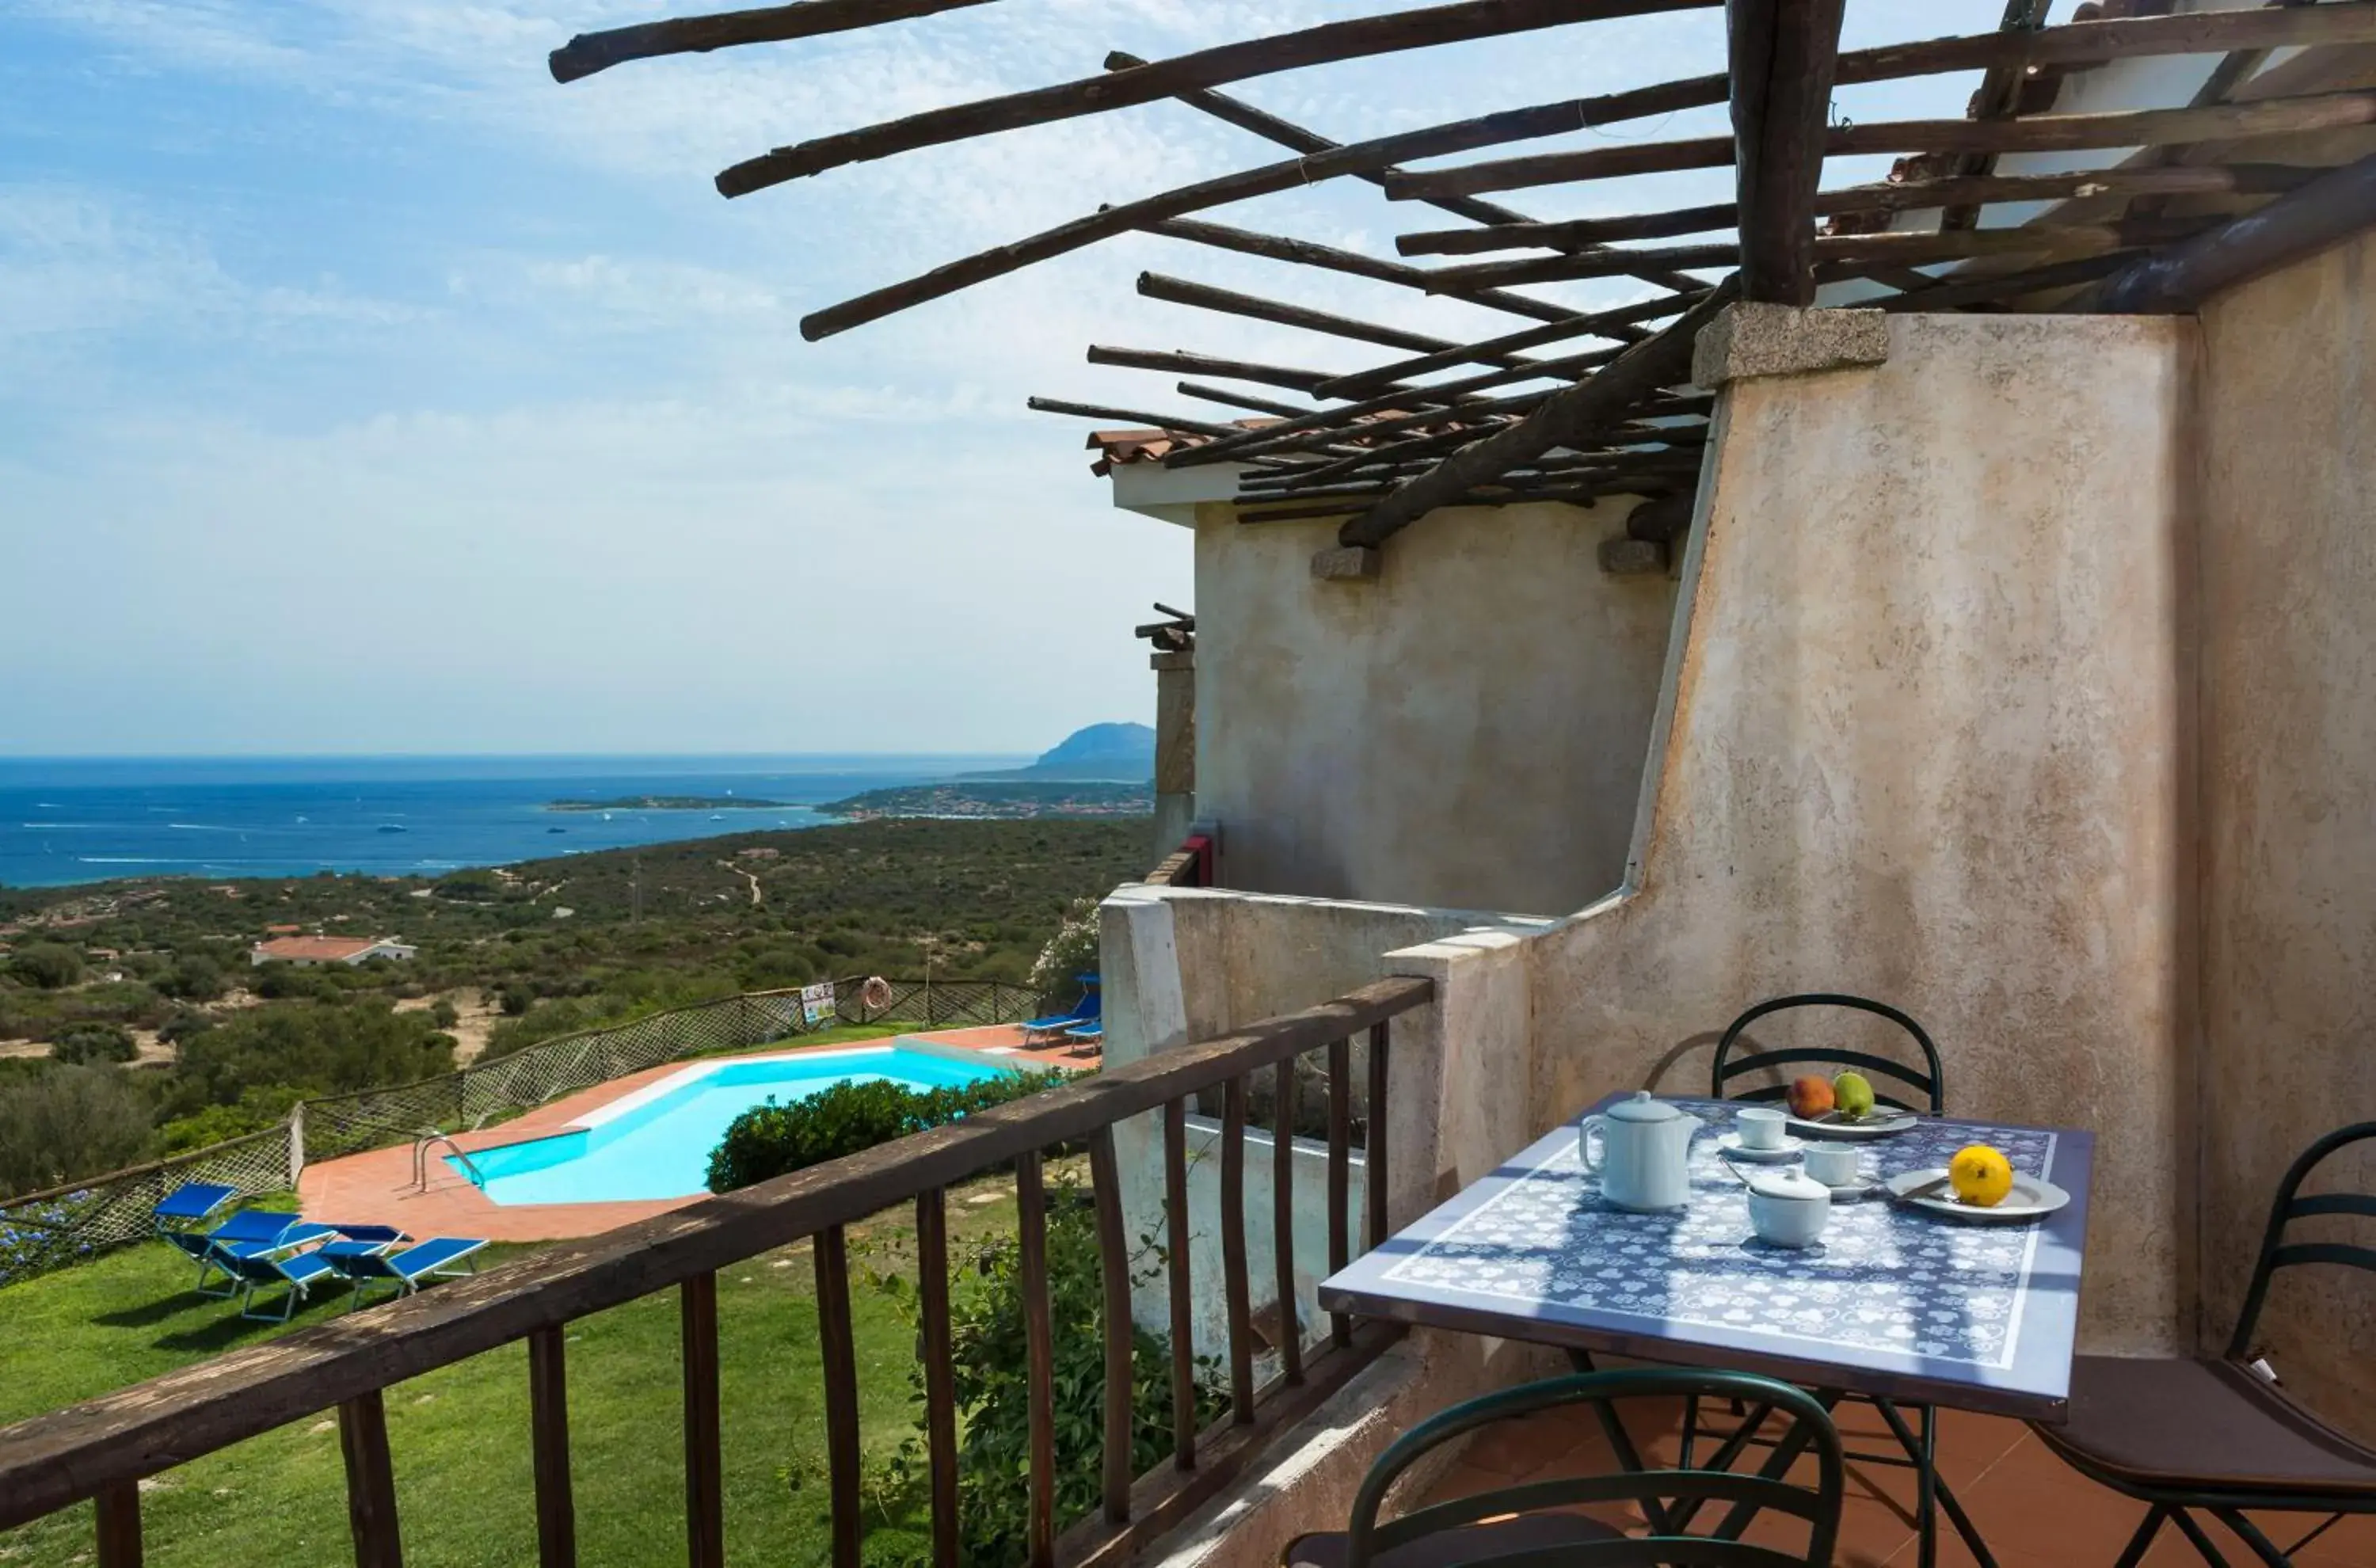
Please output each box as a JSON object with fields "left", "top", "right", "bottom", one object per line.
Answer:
{"left": 298, "top": 1026, "right": 1092, "bottom": 1243}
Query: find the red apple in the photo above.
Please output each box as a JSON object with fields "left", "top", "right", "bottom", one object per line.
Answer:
{"left": 1786, "top": 1075, "right": 1835, "bottom": 1120}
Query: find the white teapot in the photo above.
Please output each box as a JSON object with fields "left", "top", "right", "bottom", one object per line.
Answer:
{"left": 1580, "top": 1091, "right": 1703, "bottom": 1212}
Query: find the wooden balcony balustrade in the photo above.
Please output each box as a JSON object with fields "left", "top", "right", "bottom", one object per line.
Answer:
{"left": 0, "top": 975, "right": 1433, "bottom": 1568}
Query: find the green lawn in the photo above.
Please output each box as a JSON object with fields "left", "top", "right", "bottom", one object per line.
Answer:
{"left": 0, "top": 1178, "right": 1038, "bottom": 1567}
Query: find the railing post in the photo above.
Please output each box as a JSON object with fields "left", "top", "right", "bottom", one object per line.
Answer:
{"left": 337, "top": 1390, "right": 403, "bottom": 1568}
{"left": 1220, "top": 1076, "right": 1255, "bottom": 1423}
{"left": 1365, "top": 1022, "right": 1392, "bottom": 1250}
{"left": 287, "top": 1102, "right": 307, "bottom": 1188}
{"left": 1016, "top": 1150, "right": 1058, "bottom": 1568}
{"left": 94, "top": 1483, "right": 140, "bottom": 1568}
{"left": 680, "top": 1273, "right": 724, "bottom": 1568}
{"left": 916, "top": 1190, "right": 961, "bottom": 1568}
{"left": 814, "top": 1227, "right": 864, "bottom": 1568}
{"left": 527, "top": 1326, "right": 577, "bottom": 1568}
{"left": 1273, "top": 1060, "right": 1302, "bottom": 1385}
{"left": 1089, "top": 1128, "right": 1134, "bottom": 1525}
{"left": 1327, "top": 1036, "right": 1353, "bottom": 1349}
{"left": 1163, "top": 1098, "right": 1198, "bottom": 1471}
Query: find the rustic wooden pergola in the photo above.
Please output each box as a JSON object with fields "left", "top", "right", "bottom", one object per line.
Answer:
{"left": 551, "top": 0, "right": 2376, "bottom": 577}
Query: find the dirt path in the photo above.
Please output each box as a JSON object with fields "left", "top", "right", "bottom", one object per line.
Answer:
{"left": 718, "top": 861, "right": 763, "bottom": 907}
{"left": 394, "top": 987, "right": 505, "bottom": 1064}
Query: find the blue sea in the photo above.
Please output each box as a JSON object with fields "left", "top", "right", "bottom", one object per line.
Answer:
{"left": 0, "top": 755, "right": 1030, "bottom": 889}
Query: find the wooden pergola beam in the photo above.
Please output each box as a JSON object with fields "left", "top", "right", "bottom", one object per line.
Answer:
{"left": 716, "top": 0, "right": 1716, "bottom": 195}
{"left": 1728, "top": 0, "right": 1847, "bottom": 303}
{"left": 549, "top": 0, "right": 995, "bottom": 82}
{"left": 1024, "top": 397, "right": 1248, "bottom": 441}
{"left": 667, "top": 2, "right": 2376, "bottom": 337}
{"left": 1169, "top": 344, "right": 1635, "bottom": 470}
{"left": 1175, "top": 382, "right": 1315, "bottom": 421}
{"left": 1328, "top": 280, "right": 1739, "bottom": 564}
{"left": 1939, "top": 1, "right": 2052, "bottom": 232}
{"left": 1397, "top": 162, "right": 2319, "bottom": 254}
{"left": 2080, "top": 149, "right": 2376, "bottom": 314}
{"left": 1083, "top": 346, "right": 1342, "bottom": 396}
{"left": 791, "top": 67, "right": 1757, "bottom": 338}
{"left": 1315, "top": 289, "right": 1700, "bottom": 398}
{"left": 1388, "top": 89, "right": 2376, "bottom": 201}
{"left": 1866, "top": 250, "right": 2131, "bottom": 313}
{"left": 1107, "top": 51, "right": 1696, "bottom": 304}
{"left": 1148, "top": 218, "right": 1582, "bottom": 328}
{"left": 1431, "top": 214, "right": 2216, "bottom": 288}
{"left": 1137, "top": 272, "right": 1475, "bottom": 359}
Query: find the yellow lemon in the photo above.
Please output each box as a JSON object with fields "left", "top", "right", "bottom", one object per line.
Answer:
{"left": 1948, "top": 1144, "right": 2015, "bottom": 1208}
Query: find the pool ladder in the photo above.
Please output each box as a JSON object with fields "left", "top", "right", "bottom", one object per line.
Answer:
{"left": 410, "top": 1130, "right": 487, "bottom": 1193}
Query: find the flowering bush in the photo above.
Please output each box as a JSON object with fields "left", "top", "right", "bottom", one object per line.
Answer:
{"left": 0, "top": 1193, "right": 99, "bottom": 1290}
{"left": 1028, "top": 897, "right": 1101, "bottom": 1003}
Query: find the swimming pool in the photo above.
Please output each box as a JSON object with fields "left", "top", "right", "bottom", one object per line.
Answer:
{"left": 455, "top": 1046, "right": 1019, "bottom": 1205}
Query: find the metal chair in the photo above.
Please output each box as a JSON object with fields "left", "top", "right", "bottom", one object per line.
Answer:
{"left": 2031, "top": 1121, "right": 2376, "bottom": 1568}
{"left": 1709, "top": 992, "right": 1945, "bottom": 1115}
{"left": 1697, "top": 995, "right": 1972, "bottom": 1566}
{"left": 1280, "top": 1368, "right": 1845, "bottom": 1567}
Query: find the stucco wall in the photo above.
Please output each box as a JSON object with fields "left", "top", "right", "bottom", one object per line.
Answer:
{"left": 1193, "top": 497, "right": 1676, "bottom": 915}
{"left": 1529, "top": 313, "right": 2197, "bottom": 1353}
{"left": 2197, "top": 230, "right": 2376, "bottom": 1432}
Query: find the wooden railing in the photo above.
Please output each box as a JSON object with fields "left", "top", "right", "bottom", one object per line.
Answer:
{"left": 0, "top": 975, "right": 1434, "bottom": 1568}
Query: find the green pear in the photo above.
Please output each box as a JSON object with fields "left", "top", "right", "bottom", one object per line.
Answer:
{"left": 1831, "top": 1070, "right": 1876, "bottom": 1120}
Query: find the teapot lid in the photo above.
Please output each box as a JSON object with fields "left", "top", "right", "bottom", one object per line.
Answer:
{"left": 1606, "top": 1090, "right": 1685, "bottom": 1124}
{"left": 1748, "top": 1168, "right": 1829, "bottom": 1202}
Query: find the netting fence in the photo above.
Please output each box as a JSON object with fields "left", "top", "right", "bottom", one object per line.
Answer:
{"left": 1, "top": 977, "right": 1047, "bottom": 1288}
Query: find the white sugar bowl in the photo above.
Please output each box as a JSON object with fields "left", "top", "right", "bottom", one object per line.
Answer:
{"left": 1746, "top": 1167, "right": 1832, "bottom": 1248}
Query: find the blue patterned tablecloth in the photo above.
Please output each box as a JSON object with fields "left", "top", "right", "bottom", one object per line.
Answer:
{"left": 1323, "top": 1097, "right": 2092, "bottom": 1413}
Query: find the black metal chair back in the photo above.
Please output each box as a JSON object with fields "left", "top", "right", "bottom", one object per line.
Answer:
{"left": 1711, "top": 993, "right": 1945, "bottom": 1116}
{"left": 1341, "top": 1368, "right": 1844, "bottom": 1566}
{"left": 2226, "top": 1121, "right": 2376, "bottom": 1361}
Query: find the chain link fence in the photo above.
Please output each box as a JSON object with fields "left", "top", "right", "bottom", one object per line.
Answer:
{"left": 1, "top": 978, "right": 1045, "bottom": 1288}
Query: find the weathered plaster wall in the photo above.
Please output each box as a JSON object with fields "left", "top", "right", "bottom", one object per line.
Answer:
{"left": 1193, "top": 497, "right": 1675, "bottom": 915}
{"left": 2197, "top": 230, "right": 2376, "bottom": 1432}
{"left": 1529, "top": 313, "right": 2197, "bottom": 1353}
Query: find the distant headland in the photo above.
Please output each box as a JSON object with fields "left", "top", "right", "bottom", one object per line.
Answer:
{"left": 546, "top": 796, "right": 792, "bottom": 813}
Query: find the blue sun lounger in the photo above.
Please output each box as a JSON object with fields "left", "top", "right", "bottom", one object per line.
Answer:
{"left": 153, "top": 1182, "right": 240, "bottom": 1233}
{"left": 166, "top": 1211, "right": 337, "bottom": 1296}
{"left": 330, "top": 1237, "right": 488, "bottom": 1311}
{"left": 223, "top": 1246, "right": 349, "bottom": 1322}
{"left": 1022, "top": 974, "right": 1101, "bottom": 1045}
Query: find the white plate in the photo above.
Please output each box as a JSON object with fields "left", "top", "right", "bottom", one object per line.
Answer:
{"left": 1885, "top": 1166, "right": 2071, "bottom": 1223}
{"left": 1715, "top": 1131, "right": 1803, "bottom": 1163}
{"left": 1788, "top": 1109, "right": 1921, "bottom": 1141}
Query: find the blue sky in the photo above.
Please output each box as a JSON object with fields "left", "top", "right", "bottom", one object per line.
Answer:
{"left": 0, "top": 0, "right": 2012, "bottom": 755}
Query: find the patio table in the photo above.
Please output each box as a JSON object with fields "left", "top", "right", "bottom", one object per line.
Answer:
{"left": 1318, "top": 1094, "right": 2094, "bottom": 1568}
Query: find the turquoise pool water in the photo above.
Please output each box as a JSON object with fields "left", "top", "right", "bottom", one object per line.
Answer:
{"left": 455, "top": 1048, "right": 1017, "bottom": 1205}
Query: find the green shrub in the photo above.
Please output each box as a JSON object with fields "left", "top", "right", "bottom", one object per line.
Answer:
{"left": 7, "top": 943, "right": 85, "bottom": 991}
{"left": 157, "top": 1087, "right": 303, "bottom": 1153}
{"left": 706, "top": 1071, "right": 1060, "bottom": 1193}
{"left": 0, "top": 1066, "right": 154, "bottom": 1196}
{"left": 160, "top": 955, "right": 227, "bottom": 1002}
{"left": 862, "top": 1184, "right": 1226, "bottom": 1567}
{"left": 428, "top": 998, "right": 459, "bottom": 1030}
{"left": 50, "top": 1023, "right": 135, "bottom": 1066}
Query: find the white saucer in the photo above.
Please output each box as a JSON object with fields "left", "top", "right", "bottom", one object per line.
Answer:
{"left": 1716, "top": 1131, "right": 1803, "bottom": 1163}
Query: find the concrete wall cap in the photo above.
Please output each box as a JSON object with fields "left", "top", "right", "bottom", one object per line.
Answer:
{"left": 1692, "top": 302, "right": 1889, "bottom": 390}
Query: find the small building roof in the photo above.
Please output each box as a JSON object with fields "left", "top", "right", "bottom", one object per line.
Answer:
{"left": 251, "top": 935, "right": 395, "bottom": 962}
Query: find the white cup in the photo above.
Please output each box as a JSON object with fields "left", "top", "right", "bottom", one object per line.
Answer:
{"left": 1734, "top": 1106, "right": 1789, "bottom": 1151}
{"left": 1803, "top": 1144, "right": 1861, "bottom": 1187}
